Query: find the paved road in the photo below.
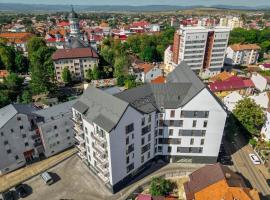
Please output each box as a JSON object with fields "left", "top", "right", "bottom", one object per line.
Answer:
{"left": 229, "top": 135, "right": 270, "bottom": 198}
{"left": 22, "top": 155, "right": 203, "bottom": 200}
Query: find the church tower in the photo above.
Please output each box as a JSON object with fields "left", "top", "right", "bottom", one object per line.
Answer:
{"left": 69, "top": 6, "right": 80, "bottom": 38}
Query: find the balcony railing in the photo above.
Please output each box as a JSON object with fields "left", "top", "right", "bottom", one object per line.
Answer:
{"left": 92, "top": 143, "right": 106, "bottom": 156}
{"left": 96, "top": 163, "right": 109, "bottom": 175}
{"left": 71, "top": 116, "right": 83, "bottom": 125}
{"left": 76, "top": 144, "right": 86, "bottom": 153}
{"left": 93, "top": 153, "right": 108, "bottom": 164}
{"left": 78, "top": 152, "right": 87, "bottom": 160}
{"left": 91, "top": 132, "right": 106, "bottom": 144}
{"left": 75, "top": 135, "right": 85, "bottom": 144}
{"left": 98, "top": 172, "right": 109, "bottom": 184}
{"left": 73, "top": 124, "right": 83, "bottom": 135}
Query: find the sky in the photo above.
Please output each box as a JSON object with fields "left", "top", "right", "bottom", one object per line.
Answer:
{"left": 0, "top": 0, "right": 270, "bottom": 6}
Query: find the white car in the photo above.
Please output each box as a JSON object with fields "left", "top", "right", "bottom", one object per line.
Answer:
{"left": 249, "top": 153, "right": 261, "bottom": 165}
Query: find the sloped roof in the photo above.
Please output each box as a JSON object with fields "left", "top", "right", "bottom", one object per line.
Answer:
{"left": 52, "top": 47, "right": 98, "bottom": 60}
{"left": 73, "top": 87, "right": 129, "bottom": 132}
{"left": 229, "top": 44, "right": 261, "bottom": 51}
{"left": 151, "top": 76, "right": 166, "bottom": 84}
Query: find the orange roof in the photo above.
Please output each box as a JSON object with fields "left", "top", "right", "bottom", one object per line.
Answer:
{"left": 136, "top": 63, "right": 154, "bottom": 73}
{"left": 48, "top": 29, "right": 67, "bottom": 36}
{"left": 100, "top": 22, "right": 109, "bottom": 27}
{"left": 229, "top": 44, "right": 261, "bottom": 51}
{"left": 210, "top": 71, "right": 234, "bottom": 82}
{"left": 151, "top": 76, "right": 166, "bottom": 84}
{"left": 0, "top": 70, "right": 9, "bottom": 78}
{"left": 0, "top": 32, "right": 33, "bottom": 44}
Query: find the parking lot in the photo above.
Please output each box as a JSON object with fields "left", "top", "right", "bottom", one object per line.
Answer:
{"left": 23, "top": 155, "right": 113, "bottom": 200}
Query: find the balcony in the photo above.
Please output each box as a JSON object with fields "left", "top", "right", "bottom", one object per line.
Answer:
{"left": 78, "top": 152, "right": 87, "bottom": 160}
{"left": 96, "top": 163, "right": 109, "bottom": 175}
{"left": 71, "top": 116, "right": 83, "bottom": 125}
{"left": 93, "top": 153, "right": 108, "bottom": 164}
{"left": 76, "top": 144, "right": 86, "bottom": 153}
{"left": 98, "top": 172, "right": 109, "bottom": 184}
{"left": 75, "top": 135, "right": 85, "bottom": 144}
{"left": 91, "top": 132, "right": 106, "bottom": 144}
{"left": 92, "top": 143, "right": 106, "bottom": 156}
{"left": 73, "top": 124, "right": 83, "bottom": 135}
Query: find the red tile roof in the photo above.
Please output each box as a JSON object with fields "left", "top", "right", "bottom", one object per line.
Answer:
{"left": 0, "top": 32, "right": 33, "bottom": 44}
{"left": 151, "top": 76, "right": 166, "bottom": 84}
{"left": 137, "top": 194, "right": 152, "bottom": 200}
{"left": 0, "top": 70, "right": 9, "bottom": 78}
{"left": 229, "top": 44, "right": 261, "bottom": 51}
{"left": 136, "top": 63, "right": 155, "bottom": 73}
{"left": 46, "top": 38, "right": 65, "bottom": 43}
{"left": 131, "top": 21, "right": 150, "bottom": 28}
{"left": 52, "top": 48, "right": 98, "bottom": 60}
{"left": 57, "top": 21, "right": 70, "bottom": 27}
{"left": 209, "top": 76, "right": 254, "bottom": 92}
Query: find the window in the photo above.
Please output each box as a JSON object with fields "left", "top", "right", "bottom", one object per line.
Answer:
{"left": 4, "top": 140, "right": 8, "bottom": 145}
{"left": 168, "top": 146, "right": 172, "bottom": 153}
{"left": 10, "top": 129, "right": 14, "bottom": 133}
{"left": 177, "top": 147, "right": 181, "bottom": 152}
{"left": 141, "top": 143, "right": 151, "bottom": 154}
{"left": 25, "top": 142, "right": 29, "bottom": 147}
{"left": 192, "top": 120, "right": 197, "bottom": 128}
{"left": 0, "top": 132, "right": 3, "bottom": 136}
{"left": 17, "top": 117, "right": 21, "bottom": 121}
{"left": 158, "top": 146, "right": 163, "bottom": 152}
{"left": 127, "top": 163, "right": 134, "bottom": 173}
{"left": 141, "top": 138, "right": 145, "bottom": 145}
{"left": 126, "top": 137, "right": 129, "bottom": 145}
{"left": 199, "top": 147, "right": 203, "bottom": 153}
{"left": 203, "top": 121, "right": 208, "bottom": 128}
{"left": 204, "top": 111, "right": 209, "bottom": 118}
{"left": 54, "top": 125, "right": 57, "bottom": 129}
{"left": 200, "top": 139, "right": 205, "bottom": 145}
{"left": 7, "top": 149, "right": 11, "bottom": 154}
{"left": 202, "top": 130, "right": 206, "bottom": 136}
{"left": 126, "top": 123, "right": 134, "bottom": 134}
{"left": 15, "top": 155, "right": 19, "bottom": 160}
{"left": 132, "top": 134, "right": 134, "bottom": 139}
{"left": 169, "top": 120, "right": 174, "bottom": 126}
{"left": 141, "top": 118, "right": 145, "bottom": 126}
{"left": 170, "top": 110, "right": 175, "bottom": 118}
{"left": 179, "top": 120, "right": 183, "bottom": 127}
{"left": 148, "top": 134, "right": 151, "bottom": 142}
{"left": 142, "top": 125, "right": 151, "bottom": 135}
{"left": 66, "top": 129, "right": 69, "bottom": 133}
{"left": 193, "top": 111, "right": 198, "bottom": 117}
{"left": 148, "top": 115, "right": 151, "bottom": 123}
{"left": 67, "top": 136, "right": 70, "bottom": 140}
{"left": 147, "top": 151, "right": 150, "bottom": 158}
{"left": 141, "top": 155, "right": 144, "bottom": 163}
{"left": 126, "top": 156, "right": 129, "bottom": 164}
{"left": 190, "top": 138, "right": 194, "bottom": 145}
{"left": 169, "top": 129, "right": 173, "bottom": 136}
{"left": 158, "top": 129, "right": 163, "bottom": 136}
{"left": 180, "top": 111, "right": 184, "bottom": 118}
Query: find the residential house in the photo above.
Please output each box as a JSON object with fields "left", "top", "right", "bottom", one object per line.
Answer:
{"left": 251, "top": 73, "right": 270, "bottom": 92}
{"left": 225, "top": 44, "right": 261, "bottom": 66}
{"left": 72, "top": 62, "right": 227, "bottom": 192}
{"left": 259, "top": 63, "right": 270, "bottom": 71}
{"left": 131, "top": 63, "right": 163, "bottom": 83}
{"left": 184, "top": 163, "right": 260, "bottom": 200}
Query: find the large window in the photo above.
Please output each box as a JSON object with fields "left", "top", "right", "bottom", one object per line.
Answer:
{"left": 126, "top": 123, "right": 134, "bottom": 134}
{"left": 127, "top": 163, "right": 134, "bottom": 173}
{"left": 170, "top": 110, "right": 175, "bottom": 118}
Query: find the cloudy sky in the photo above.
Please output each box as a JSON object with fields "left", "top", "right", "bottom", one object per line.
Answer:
{"left": 1, "top": 0, "right": 270, "bottom": 6}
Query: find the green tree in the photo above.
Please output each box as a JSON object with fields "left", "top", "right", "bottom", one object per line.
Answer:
{"left": 117, "top": 74, "right": 126, "bottom": 86}
{"left": 27, "top": 37, "right": 46, "bottom": 59}
{"left": 4, "top": 73, "right": 23, "bottom": 90}
{"left": 0, "top": 90, "right": 10, "bottom": 108}
{"left": 113, "top": 56, "right": 128, "bottom": 78}
{"left": 0, "top": 45, "right": 16, "bottom": 71}
{"left": 124, "top": 75, "right": 137, "bottom": 89}
{"left": 15, "top": 53, "right": 29, "bottom": 73}
{"left": 62, "top": 67, "right": 72, "bottom": 84}
{"left": 21, "top": 90, "right": 32, "bottom": 104}
{"left": 92, "top": 65, "right": 101, "bottom": 80}
{"left": 149, "top": 177, "right": 172, "bottom": 196}
{"left": 233, "top": 98, "right": 266, "bottom": 138}
{"left": 85, "top": 68, "right": 93, "bottom": 82}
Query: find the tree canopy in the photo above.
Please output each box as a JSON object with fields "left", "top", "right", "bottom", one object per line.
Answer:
{"left": 62, "top": 67, "right": 72, "bottom": 84}
{"left": 149, "top": 177, "right": 172, "bottom": 196}
{"left": 233, "top": 98, "right": 266, "bottom": 138}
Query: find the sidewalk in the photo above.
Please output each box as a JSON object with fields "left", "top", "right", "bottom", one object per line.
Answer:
{"left": 0, "top": 148, "right": 77, "bottom": 193}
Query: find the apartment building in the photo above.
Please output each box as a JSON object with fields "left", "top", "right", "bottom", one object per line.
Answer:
{"left": 0, "top": 101, "right": 76, "bottom": 175}
{"left": 34, "top": 101, "right": 76, "bottom": 157}
{"left": 171, "top": 26, "right": 230, "bottom": 77}
{"left": 72, "top": 62, "right": 227, "bottom": 192}
{"left": 225, "top": 44, "right": 261, "bottom": 66}
{"left": 52, "top": 47, "right": 99, "bottom": 82}
{"left": 0, "top": 104, "right": 43, "bottom": 175}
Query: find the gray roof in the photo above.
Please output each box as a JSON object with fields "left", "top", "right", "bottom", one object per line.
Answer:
{"left": 33, "top": 100, "right": 76, "bottom": 121}
{"left": 0, "top": 104, "right": 38, "bottom": 128}
{"left": 73, "top": 87, "right": 129, "bottom": 132}
{"left": 65, "top": 37, "right": 88, "bottom": 49}
{"left": 74, "top": 63, "right": 208, "bottom": 132}
{"left": 115, "top": 62, "right": 205, "bottom": 113}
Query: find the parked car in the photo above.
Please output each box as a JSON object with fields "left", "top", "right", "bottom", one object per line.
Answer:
{"left": 15, "top": 184, "right": 29, "bottom": 198}
{"left": 249, "top": 153, "right": 261, "bottom": 165}
{"left": 3, "top": 190, "right": 15, "bottom": 200}
{"left": 40, "top": 171, "right": 54, "bottom": 185}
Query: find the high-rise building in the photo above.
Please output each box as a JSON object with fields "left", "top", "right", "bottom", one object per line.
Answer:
{"left": 72, "top": 62, "right": 227, "bottom": 193}
{"left": 171, "top": 26, "right": 230, "bottom": 77}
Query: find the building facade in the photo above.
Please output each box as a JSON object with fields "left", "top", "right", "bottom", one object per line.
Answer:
{"left": 225, "top": 44, "right": 261, "bottom": 66}
{"left": 34, "top": 101, "right": 76, "bottom": 157}
{"left": 171, "top": 26, "right": 230, "bottom": 77}
{"left": 52, "top": 48, "right": 99, "bottom": 82}
{"left": 72, "top": 62, "right": 227, "bottom": 192}
{"left": 0, "top": 104, "right": 43, "bottom": 175}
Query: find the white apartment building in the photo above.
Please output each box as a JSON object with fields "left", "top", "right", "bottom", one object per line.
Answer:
{"left": 225, "top": 44, "right": 261, "bottom": 66}
{"left": 172, "top": 26, "right": 230, "bottom": 77}
{"left": 0, "top": 101, "right": 77, "bottom": 175}
{"left": 72, "top": 62, "right": 227, "bottom": 192}
{"left": 52, "top": 48, "right": 99, "bottom": 82}
{"left": 0, "top": 104, "right": 43, "bottom": 175}
{"left": 34, "top": 101, "right": 76, "bottom": 157}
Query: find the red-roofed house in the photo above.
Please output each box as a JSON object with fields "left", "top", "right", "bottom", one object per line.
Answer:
{"left": 57, "top": 21, "right": 70, "bottom": 28}
{"left": 151, "top": 76, "right": 166, "bottom": 84}
{"left": 209, "top": 76, "right": 254, "bottom": 98}
{"left": 259, "top": 63, "right": 270, "bottom": 71}
{"left": 131, "top": 62, "right": 163, "bottom": 83}
{"left": 52, "top": 48, "right": 99, "bottom": 82}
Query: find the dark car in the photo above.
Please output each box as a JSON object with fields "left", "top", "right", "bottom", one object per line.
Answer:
{"left": 3, "top": 190, "right": 16, "bottom": 200}
{"left": 15, "top": 184, "right": 28, "bottom": 198}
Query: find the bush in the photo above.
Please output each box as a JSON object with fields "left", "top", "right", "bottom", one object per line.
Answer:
{"left": 149, "top": 177, "right": 172, "bottom": 196}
